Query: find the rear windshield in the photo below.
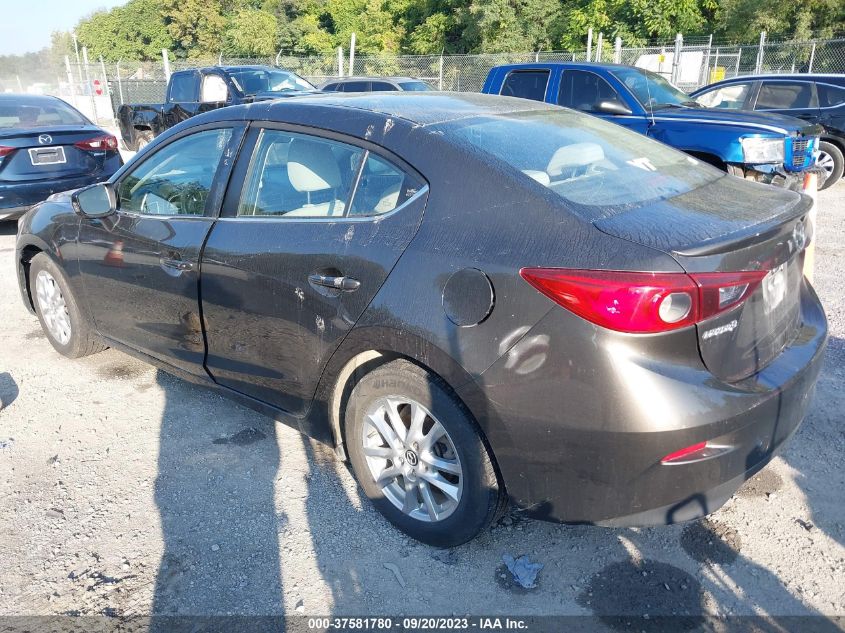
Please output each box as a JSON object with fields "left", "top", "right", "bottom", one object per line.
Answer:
{"left": 399, "top": 81, "right": 432, "bottom": 91}
{"left": 229, "top": 69, "right": 314, "bottom": 95}
{"left": 433, "top": 109, "right": 720, "bottom": 215}
{"left": 0, "top": 99, "right": 89, "bottom": 129}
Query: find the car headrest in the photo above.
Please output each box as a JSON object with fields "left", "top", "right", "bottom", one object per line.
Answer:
{"left": 288, "top": 139, "right": 341, "bottom": 192}
{"left": 522, "top": 170, "right": 551, "bottom": 186}
{"left": 546, "top": 143, "right": 605, "bottom": 176}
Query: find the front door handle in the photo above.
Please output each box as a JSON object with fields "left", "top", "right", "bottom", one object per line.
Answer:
{"left": 308, "top": 273, "right": 361, "bottom": 292}
{"left": 160, "top": 257, "right": 194, "bottom": 272}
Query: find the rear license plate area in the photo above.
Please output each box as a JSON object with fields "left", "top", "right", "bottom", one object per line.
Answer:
{"left": 28, "top": 146, "right": 66, "bottom": 166}
{"left": 762, "top": 262, "right": 788, "bottom": 314}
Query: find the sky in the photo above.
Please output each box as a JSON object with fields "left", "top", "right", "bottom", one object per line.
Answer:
{"left": 0, "top": 0, "right": 128, "bottom": 56}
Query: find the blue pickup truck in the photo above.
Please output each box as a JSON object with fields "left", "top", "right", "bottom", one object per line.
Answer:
{"left": 482, "top": 63, "right": 822, "bottom": 189}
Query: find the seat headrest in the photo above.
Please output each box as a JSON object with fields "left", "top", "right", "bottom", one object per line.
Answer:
{"left": 546, "top": 143, "right": 605, "bottom": 176}
{"left": 288, "top": 139, "right": 342, "bottom": 192}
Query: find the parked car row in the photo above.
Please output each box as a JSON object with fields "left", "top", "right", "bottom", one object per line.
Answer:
{"left": 16, "top": 87, "right": 828, "bottom": 546}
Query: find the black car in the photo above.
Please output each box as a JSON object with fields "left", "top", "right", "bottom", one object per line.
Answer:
{"left": 118, "top": 65, "right": 316, "bottom": 151}
{"left": 691, "top": 74, "right": 845, "bottom": 189}
{"left": 320, "top": 76, "right": 433, "bottom": 92}
{"left": 16, "top": 93, "right": 826, "bottom": 547}
{"left": 0, "top": 94, "right": 122, "bottom": 221}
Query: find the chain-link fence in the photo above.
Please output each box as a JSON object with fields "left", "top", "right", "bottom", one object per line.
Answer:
{"left": 2, "top": 34, "right": 843, "bottom": 128}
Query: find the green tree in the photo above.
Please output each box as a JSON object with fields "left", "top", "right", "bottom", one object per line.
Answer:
{"left": 224, "top": 9, "right": 279, "bottom": 55}
{"left": 162, "top": 0, "right": 227, "bottom": 58}
{"left": 75, "top": 0, "right": 173, "bottom": 61}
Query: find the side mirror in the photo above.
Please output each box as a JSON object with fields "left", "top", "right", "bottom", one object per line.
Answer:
{"left": 72, "top": 183, "right": 116, "bottom": 218}
{"left": 595, "top": 100, "right": 633, "bottom": 116}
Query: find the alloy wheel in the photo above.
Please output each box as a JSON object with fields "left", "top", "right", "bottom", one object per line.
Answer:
{"left": 35, "top": 270, "right": 72, "bottom": 345}
{"left": 362, "top": 396, "right": 463, "bottom": 522}
{"left": 817, "top": 150, "right": 835, "bottom": 177}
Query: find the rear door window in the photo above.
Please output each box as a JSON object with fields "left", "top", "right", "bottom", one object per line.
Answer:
{"left": 499, "top": 70, "right": 549, "bottom": 102}
{"left": 168, "top": 72, "right": 198, "bottom": 103}
{"left": 817, "top": 83, "right": 845, "bottom": 108}
{"left": 755, "top": 81, "right": 816, "bottom": 110}
{"left": 349, "top": 154, "right": 423, "bottom": 217}
{"left": 370, "top": 81, "right": 398, "bottom": 91}
{"left": 322, "top": 83, "right": 340, "bottom": 91}
{"left": 342, "top": 81, "right": 370, "bottom": 92}
{"left": 558, "top": 70, "right": 625, "bottom": 113}
{"left": 695, "top": 83, "right": 752, "bottom": 109}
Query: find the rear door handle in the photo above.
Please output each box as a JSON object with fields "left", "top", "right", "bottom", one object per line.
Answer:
{"left": 160, "top": 257, "right": 194, "bottom": 272}
{"left": 308, "top": 274, "right": 361, "bottom": 292}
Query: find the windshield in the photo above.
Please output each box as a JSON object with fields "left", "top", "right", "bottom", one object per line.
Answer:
{"left": 229, "top": 69, "right": 315, "bottom": 95}
{"left": 399, "top": 81, "right": 433, "bottom": 91}
{"left": 0, "top": 99, "right": 89, "bottom": 129}
{"left": 611, "top": 67, "right": 700, "bottom": 110}
{"left": 433, "top": 109, "right": 720, "bottom": 215}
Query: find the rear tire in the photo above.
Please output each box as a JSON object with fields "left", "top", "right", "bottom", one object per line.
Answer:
{"left": 345, "top": 360, "right": 503, "bottom": 547}
{"left": 30, "top": 253, "right": 105, "bottom": 359}
{"left": 817, "top": 141, "right": 843, "bottom": 190}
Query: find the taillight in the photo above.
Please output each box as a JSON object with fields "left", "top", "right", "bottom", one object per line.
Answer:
{"left": 0, "top": 146, "right": 14, "bottom": 158}
{"left": 661, "top": 441, "right": 707, "bottom": 463}
{"left": 74, "top": 135, "right": 118, "bottom": 152}
{"left": 519, "top": 268, "right": 768, "bottom": 334}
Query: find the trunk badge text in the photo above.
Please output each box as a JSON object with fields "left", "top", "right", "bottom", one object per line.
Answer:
{"left": 702, "top": 319, "right": 739, "bottom": 340}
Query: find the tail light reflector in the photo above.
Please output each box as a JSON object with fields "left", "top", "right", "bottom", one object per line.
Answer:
{"left": 0, "top": 146, "right": 14, "bottom": 158}
{"left": 661, "top": 441, "right": 707, "bottom": 463}
{"left": 74, "top": 135, "right": 118, "bottom": 152}
{"left": 519, "top": 268, "right": 768, "bottom": 334}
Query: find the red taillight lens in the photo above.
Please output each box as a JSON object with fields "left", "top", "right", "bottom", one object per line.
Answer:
{"left": 519, "top": 268, "right": 769, "bottom": 334}
{"left": 0, "top": 146, "right": 14, "bottom": 158}
{"left": 661, "top": 441, "right": 707, "bottom": 463}
{"left": 74, "top": 134, "right": 118, "bottom": 152}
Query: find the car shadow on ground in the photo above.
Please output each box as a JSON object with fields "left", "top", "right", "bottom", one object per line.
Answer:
{"left": 146, "top": 339, "right": 843, "bottom": 627}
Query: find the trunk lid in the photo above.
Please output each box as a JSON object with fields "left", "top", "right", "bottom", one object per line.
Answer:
{"left": 0, "top": 125, "right": 109, "bottom": 182}
{"left": 594, "top": 174, "right": 812, "bottom": 382}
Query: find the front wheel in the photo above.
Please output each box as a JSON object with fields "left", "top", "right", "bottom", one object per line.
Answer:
{"left": 30, "top": 253, "right": 105, "bottom": 358}
{"left": 345, "top": 360, "right": 504, "bottom": 547}
{"left": 817, "top": 141, "right": 844, "bottom": 190}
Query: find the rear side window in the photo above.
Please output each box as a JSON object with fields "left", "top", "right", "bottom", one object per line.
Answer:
{"left": 755, "top": 82, "right": 815, "bottom": 109}
{"left": 342, "top": 81, "right": 370, "bottom": 92}
{"left": 434, "top": 109, "right": 719, "bottom": 215}
{"left": 558, "top": 70, "right": 624, "bottom": 113}
{"left": 168, "top": 73, "right": 197, "bottom": 102}
{"left": 818, "top": 83, "right": 845, "bottom": 108}
{"left": 500, "top": 70, "right": 549, "bottom": 102}
{"left": 695, "top": 83, "right": 751, "bottom": 109}
{"left": 237, "top": 130, "right": 363, "bottom": 218}
{"left": 399, "top": 81, "right": 432, "bottom": 91}
{"left": 322, "top": 83, "right": 340, "bottom": 91}
{"left": 370, "top": 82, "right": 398, "bottom": 91}
{"left": 349, "top": 154, "right": 423, "bottom": 217}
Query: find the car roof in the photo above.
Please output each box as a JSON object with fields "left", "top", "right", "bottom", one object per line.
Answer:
{"left": 493, "top": 61, "right": 637, "bottom": 72}
{"left": 0, "top": 93, "right": 65, "bottom": 105}
{"left": 211, "top": 91, "right": 555, "bottom": 128}
{"left": 694, "top": 74, "right": 845, "bottom": 91}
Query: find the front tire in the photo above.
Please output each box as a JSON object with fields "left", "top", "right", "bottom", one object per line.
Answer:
{"left": 346, "top": 360, "right": 503, "bottom": 547}
{"left": 30, "top": 253, "right": 105, "bottom": 359}
{"left": 817, "top": 141, "right": 843, "bottom": 190}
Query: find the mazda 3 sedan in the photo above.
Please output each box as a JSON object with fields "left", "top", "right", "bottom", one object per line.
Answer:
{"left": 15, "top": 93, "right": 827, "bottom": 547}
{"left": 0, "top": 94, "right": 122, "bottom": 221}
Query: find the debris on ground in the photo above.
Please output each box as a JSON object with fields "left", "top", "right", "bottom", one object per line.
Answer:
{"left": 502, "top": 554, "right": 543, "bottom": 589}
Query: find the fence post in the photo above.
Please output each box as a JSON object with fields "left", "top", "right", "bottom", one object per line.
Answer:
{"left": 702, "top": 34, "right": 713, "bottom": 87}
{"left": 337, "top": 47, "right": 344, "bottom": 77}
{"left": 586, "top": 28, "right": 593, "bottom": 62}
{"left": 755, "top": 31, "right": 766, "bottom": 74}
{"left": 98, "top": 55, "right": 116, "bottom": 125}
{"left": 115, "top": 61, "right": 124, "bottom": 105}
{"left": 72, "top": 33, "right": 83, "bottom": 83}
{"left": 735, "top": 47, "right": 742, "bottom": 76}
{"left": 808, "top": 41, "right": 816, "bottom": 73}
{"left": 64, "top": 56, "right": 75, "bottom": 106}
{"left": 438, "top": 54, "right": 444, "bottom": 90}
{"left": 614, "top": 37, "right": 622, "bottom": 63}
{"left": 596, "top": 32, "right": 603, "bottom": 62}
{"left": 349, "top": 33, "right": 356, "bottom": 76}
{"left": 162, "top": 48, "right": 171, "bottom": 80}
{"left": 82, "top": 46, "right": 97, "bottom": 122}
{"left": 276, "top": 48, "right": 283, "bottom": 67}
{"left": 671, "top": 33, "right": 683, "bottom": 84}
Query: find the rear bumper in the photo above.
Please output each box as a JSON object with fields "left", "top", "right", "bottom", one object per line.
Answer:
{"left": 0, "top": 167, "right": 120, "bottom": 214}
{"left": 472, "top": 278, "right": 827, "bottom": 526}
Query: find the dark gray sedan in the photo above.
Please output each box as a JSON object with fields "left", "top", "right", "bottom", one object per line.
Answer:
{"left": 15, "top": 93, "right": 826, "bottom": 546}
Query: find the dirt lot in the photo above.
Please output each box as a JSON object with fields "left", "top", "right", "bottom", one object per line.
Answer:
{"left": 0, "top": 184, "right": 843, "bottom": 621}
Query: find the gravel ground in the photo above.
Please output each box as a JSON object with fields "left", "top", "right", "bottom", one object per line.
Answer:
{"left": 0, "top": 184, "right": 843, "bottom": 621}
